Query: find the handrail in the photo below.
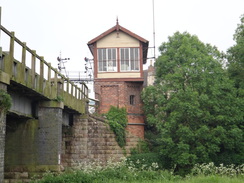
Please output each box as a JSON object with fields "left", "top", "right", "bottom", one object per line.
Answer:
{"left": 0, "top": 24, "right": 89, "bottom": 113}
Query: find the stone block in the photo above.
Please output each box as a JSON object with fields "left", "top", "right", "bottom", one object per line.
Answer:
{"left": 3, "top": 179, "right": 10, "bottom": 183}
{"left": 9, "top": 179, "right": 23, "bottom": 183}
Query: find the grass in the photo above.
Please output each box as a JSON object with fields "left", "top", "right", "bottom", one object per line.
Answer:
{"left": 30, "top": 159, "right": 244, "bottom": 183}
{"left": 30, "top": 173, "right": 244, "bottom": 183}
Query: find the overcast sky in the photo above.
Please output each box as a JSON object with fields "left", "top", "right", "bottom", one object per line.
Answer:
{"left": 1, "top": 0, "right": 244, "bottom": 73}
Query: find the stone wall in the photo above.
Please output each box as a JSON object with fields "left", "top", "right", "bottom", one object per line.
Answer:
{"left": 62, "top": 114, "right": 140, "bottom": 169}
{"left": 3, "top": 113, "right": 141, "bottom": 182}
{"left": 0, "top": 83, "right": 7, "bottom": 183}
{"left": 37, "top": 106, "right": 63, "bottom": 165}
{"left": 4, "top": 102, "right": 64, "bottom": 183}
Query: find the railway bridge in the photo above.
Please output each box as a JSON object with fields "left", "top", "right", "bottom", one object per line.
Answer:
{"left": 0, "top": 16, "right": 89, "bottom": 181}
{"left": 0, "top": 9, "right": 136, "bottom": 182}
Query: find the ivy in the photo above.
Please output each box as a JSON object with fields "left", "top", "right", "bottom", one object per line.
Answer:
{"left": 105, "top": 106, "right": 128, "bottom": 147}
{"left": 0, "top": 89, "right": 12, "bottom": 113}
{"left": 55, "top": 95, "right": 64, "bottom": 102}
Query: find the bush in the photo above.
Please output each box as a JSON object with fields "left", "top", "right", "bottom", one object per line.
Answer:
{"left": 0, "top": 89, "right": 12, "bottom": 112}
{"left": 105, "top": 106, "right": 127, "bottom": 147}
{"left": 31, "top": 157, "right": 176, "bottom": 183}
{"left": 130, "top": 139, "right": 150, "bottom": 155}
{"left": 126, "top": 153, "right": 164, "bottom": 170}
{"left": 191, "top": 162, "right": 244, "bottom": 177}
{"left": 31, "top": 159, "right": 244, "bottom": 183}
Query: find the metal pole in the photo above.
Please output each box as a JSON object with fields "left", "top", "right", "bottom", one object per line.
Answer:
{"left": 0, "top": 7, "right": 2, "bottom": 57}
{"left": 152, "top": 0, "right": 156, "bottom": 61}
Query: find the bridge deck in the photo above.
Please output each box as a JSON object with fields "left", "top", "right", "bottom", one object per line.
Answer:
{"left": 0, "top": 25, "right": 89, "bottom": 114}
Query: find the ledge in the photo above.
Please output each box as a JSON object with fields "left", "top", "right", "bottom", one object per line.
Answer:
{"left": 0, "top": 71, "right": 10, "bottom": 85}
{"left": 39, "top": 101, "right": 64, "bottom": 109}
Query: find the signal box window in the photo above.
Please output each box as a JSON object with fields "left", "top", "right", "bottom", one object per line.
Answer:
{"left": 98, "top": 48, "right": 117, "bottom": 72}
{"left": 120, "top": 48, "right": 140, "bottom": 71}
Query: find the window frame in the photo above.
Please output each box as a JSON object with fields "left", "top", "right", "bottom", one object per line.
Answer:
{"left": 97, "top": 48, "right": 117, "bottom": 72}
{"left": 129, "top": 95, "right": 135, "bottom": 105}
{"left": 120, "top": 48, "right": 140, "bottom": 72}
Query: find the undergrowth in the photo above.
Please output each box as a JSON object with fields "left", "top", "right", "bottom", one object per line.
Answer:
{"left": 0, "top": 89, "right": 12, "bottom": 112}
{"left": 30, "top": 158, "right": 244, "bottom": 183}
{"left": 105, "top": 106, "right": 127, "bottom": 147}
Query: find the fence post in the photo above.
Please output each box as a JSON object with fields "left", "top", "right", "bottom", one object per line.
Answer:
{"left": 39, "top": 56, "right": 44, "bottom": 93}
{"left": 8, "top": 32, "right": 15, "bottom": 76}
{"left": 31, "top": 50, "right": 36, "bottom": 89}
{"left": 20, "top": 42, "right": 26, "bottom": 84}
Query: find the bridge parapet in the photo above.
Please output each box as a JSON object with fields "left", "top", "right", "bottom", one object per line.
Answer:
{"left": 0, "top": 25, "right": 88, "bottom": 114}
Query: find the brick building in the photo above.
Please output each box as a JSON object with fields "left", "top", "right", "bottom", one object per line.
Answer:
{"left": 87, "top": 20, "right": 149, "bottom": 138}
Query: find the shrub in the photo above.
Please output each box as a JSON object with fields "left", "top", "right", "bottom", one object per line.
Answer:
{"left": 0, "top": 89, "right": 12, "bottom": 112}
{"left": 191, "top": 162, "right": 244, "bottom": 177}
{"left": 126, "top": 153, "right": 164, "bottom": 170}
{"left": 130, "top": 139, "right": 150, "bottom": 155}
{"left": 105, "top": 106, "right": 127, "bottom": 147}
{"left": 31, "top": 159, "right": 244, "bottom": 183}
{"left": 31, "top": 157, "right": 176, "bottom": 183}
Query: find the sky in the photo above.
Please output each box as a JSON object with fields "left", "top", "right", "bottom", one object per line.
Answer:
{"left": 1, "top": 0, "right": 244, "bottom": 74}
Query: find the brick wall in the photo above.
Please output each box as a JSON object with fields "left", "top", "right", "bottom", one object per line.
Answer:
{"left": 94, "top": 81, "right": 145, "bottom": 138}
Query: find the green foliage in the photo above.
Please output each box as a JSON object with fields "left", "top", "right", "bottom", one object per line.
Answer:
{"left": 227, "top": 14, "right": 244, "bottom": 93}
{"left": 142, "top": 31, "right": 244, "bottom": 174}
{"left": 30, "top": 159, "right": 244, "bottom": 183}
{"left": 55, "top": 95, "right": 64, "bottom": 102}
{"left": 127, "top": 153, "right": 164, "bottom": 170}
{"left": 30, "top": 158, "right": 178, "bottom": 183}
{"left": 105, "top": 106, "right": 127, "bottom": 147}
{"left": 191, "top": 162, "right": 244, "bottom": 177}
{"left": 0, "top": 89, "right": 12, "bottom": 112}
{"left": 130, "top": 139, "right": 150, "bottom": 155}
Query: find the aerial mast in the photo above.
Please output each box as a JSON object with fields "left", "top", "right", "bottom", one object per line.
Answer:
{"left": 152, "top": 0, "right": 156, "bottom": 61}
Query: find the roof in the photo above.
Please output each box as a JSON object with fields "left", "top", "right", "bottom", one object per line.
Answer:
{"left": 87, "top": 19, "right": 149, "bottom": 64}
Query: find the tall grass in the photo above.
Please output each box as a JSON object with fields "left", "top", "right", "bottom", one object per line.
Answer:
{"left": 30, "top": 158, "right": 244, "bottom": 183}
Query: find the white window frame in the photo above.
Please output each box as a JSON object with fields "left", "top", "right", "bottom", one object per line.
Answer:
{"left": 120, "top": 48, "right": 140, "bottom": 71}
{"left": 97, "top": 48, "right": 117, "bottom": 72}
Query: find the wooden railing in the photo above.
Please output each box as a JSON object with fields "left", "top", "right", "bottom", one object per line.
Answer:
{"left": 0, "top": 24, "right": 89, "bottom": 114}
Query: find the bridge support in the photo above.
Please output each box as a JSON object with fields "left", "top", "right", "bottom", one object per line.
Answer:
{"left": 4, "top": 101, "right": 64, "bottom": 182}
{"left": 38, "top": 101, "right": 64, "bottom": 166}
{"left": 0, "top": 83, "right": 7, "bottom": 183}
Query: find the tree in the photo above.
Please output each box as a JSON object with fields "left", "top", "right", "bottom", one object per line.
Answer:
{"left": 142, "top": 32, "right": 244, "bottom": 174}
{"left": 227, "top": 14, "right": 244, "bottom": 92}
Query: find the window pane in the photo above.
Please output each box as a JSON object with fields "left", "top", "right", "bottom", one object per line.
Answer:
{"left": 125, "top": 48, "right": 129, "bottom": 70}
{"left": 108, "top": 49, "right": 111, "bottom": 60}
{"left": 120, "top": 48, "right": 126, "bottom": 71}
{"left": 112, "top": 48, "right": 116, "bottom": 67}
{"left": 98, "top": 48, "right": 117, "bottom": 72}
{"left": 134, "top": 48, "right": 139, "bottom": 71}
{"left": 130, "top": 95, "right": 135, "bottom": 105}
{"left": 120, "top": 48, "right": 140, "bottom": 71}
{"left": 130, "top": 48, "right": 135, "bottom": 70}
{"left": 98, "top": 49, "right": 103, "bottom": 71}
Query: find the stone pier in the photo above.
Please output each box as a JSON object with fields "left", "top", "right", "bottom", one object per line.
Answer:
{"left": 0, "top": 83, "right": 7, "bottom": 182}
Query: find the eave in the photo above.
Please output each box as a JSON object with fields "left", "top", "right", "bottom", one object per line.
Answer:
{"left": 87, "top": 21, "right": 149, "bottom": 64}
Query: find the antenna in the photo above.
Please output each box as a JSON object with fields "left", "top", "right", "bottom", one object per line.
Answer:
{"left": 0, "top": 7, "right": 2, "bottom": 58}
{"left": 152, "top": 0, "right": 156, "bottom": 62}
{"left": 147, "top": 0, "right": 156, "bottom": 61}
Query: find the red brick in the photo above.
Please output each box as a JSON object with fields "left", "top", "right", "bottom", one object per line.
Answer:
{"left": 95, "top": 81, "right": 145, "bottom": 138}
